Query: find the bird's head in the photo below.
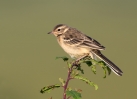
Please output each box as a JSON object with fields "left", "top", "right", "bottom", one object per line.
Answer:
{"left": 48, "top": 24, "right": 69, "bottom": 37}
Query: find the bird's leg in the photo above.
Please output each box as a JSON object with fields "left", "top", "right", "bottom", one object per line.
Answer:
{"left": 85, "top": 56, "right": 91, "bottom": 60}
{"left": 76, "top": 54, "right": 89, "bottom": 62}
{"left": 72, "top": 53, "right": 89, "bottom": 66}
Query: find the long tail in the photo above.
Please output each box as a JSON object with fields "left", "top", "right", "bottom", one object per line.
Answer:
{"left": 91, "top": 50, "right": 123, "bottom": 76}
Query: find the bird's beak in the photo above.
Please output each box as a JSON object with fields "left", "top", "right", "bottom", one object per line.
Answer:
{"left": 47, "top": 31, "right": 52, "bottom": 34}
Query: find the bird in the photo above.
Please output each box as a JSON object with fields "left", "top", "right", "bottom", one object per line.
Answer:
{"left": 48, "top": 24, "right": 123, "bottom": 76}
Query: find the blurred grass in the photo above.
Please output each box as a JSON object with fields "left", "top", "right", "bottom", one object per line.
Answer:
{"left": 0, "top": 0, "right": 137, "bottom": 99}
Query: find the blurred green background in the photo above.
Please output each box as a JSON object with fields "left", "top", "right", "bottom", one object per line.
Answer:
{"left": 0, "top": 0, "right": 137, "bottom": 99}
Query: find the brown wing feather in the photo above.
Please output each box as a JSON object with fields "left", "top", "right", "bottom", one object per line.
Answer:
{"left": 63, "top": 28, "right": 105, "bottom": 50}
{"left": 81, "top": 35, "right": 105, "bottom": 50}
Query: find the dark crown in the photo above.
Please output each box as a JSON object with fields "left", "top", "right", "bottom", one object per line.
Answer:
{"left": 53, "top": 24, "right": 65, "bottom": 31}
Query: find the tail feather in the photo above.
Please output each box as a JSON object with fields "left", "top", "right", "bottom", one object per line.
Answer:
{"left": 91, "top": 50, "right": 123, "bottom": 76}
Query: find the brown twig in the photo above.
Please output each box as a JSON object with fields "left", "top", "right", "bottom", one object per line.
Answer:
{"left": 63, "top": 63, "right": 74, "bottom": 99}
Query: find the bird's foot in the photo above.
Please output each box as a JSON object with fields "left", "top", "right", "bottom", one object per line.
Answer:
{"left": 72, "top": 60, "right": 80, "bottom": 67}
{"left": 72, "top": 60, "right": 80, "bottom": 69}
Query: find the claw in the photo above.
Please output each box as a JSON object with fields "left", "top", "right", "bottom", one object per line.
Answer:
{"left": 72, "top": 60, "right": 80, "bottom": 69}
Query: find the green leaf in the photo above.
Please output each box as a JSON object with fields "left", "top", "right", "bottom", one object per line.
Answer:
{"left": 83, "top": 60, "right": 92, "bottom": 67}
{"left": 77, "top": 65, "right": 84, "bottom": 74}
{"left": 91, "top": 65, "right": 96, "bottom": 74}
{"left": 74, "top": 74, "right": 98, "bottom": 90}
{"left": 40, "top": 84, "right": 60, "bottom": 93}
{"left": 102, "top": 66, "right": 107, "bottom": 78}
{"left": 67, "top": 87, "right": 72, "bottom": 91}
{"left": 98, "top": 61, "right": 106, "bottom": 78}
{"left": 106, "top": 66, "right": 111, "bottom": 75}
{"left": 55, "top": 56, "right": 69, "bottom": 61}
{"left": 91, "top": 59, "right": 98, "bottom": 65}
{"left": 68, "top": 62, "right": 72, "bottom": 68}
{"left": 66, "top": 90, "right": 81, "bottom": 99}
{"left": 59, "top": 78, "right": 65, "bottom": 86}
{"left": 98, "top": 61, "right": 112, "bottom": 78}
{"left": 71, "top": 70, "right": 81, "bottom": 79}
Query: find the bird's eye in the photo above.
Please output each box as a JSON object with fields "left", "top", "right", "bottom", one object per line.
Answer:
{"left": 57, "top": 29, "right": 60, "bottom": 31}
